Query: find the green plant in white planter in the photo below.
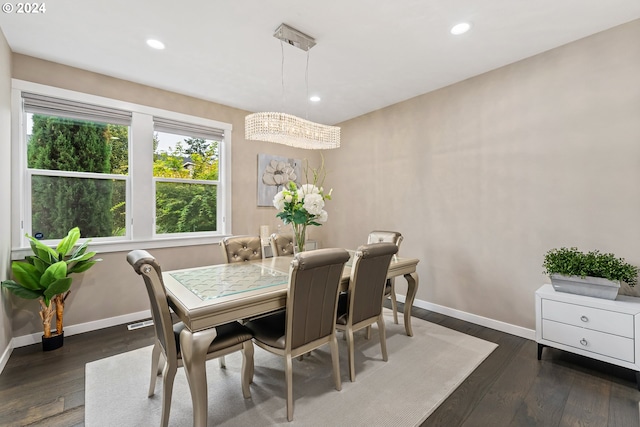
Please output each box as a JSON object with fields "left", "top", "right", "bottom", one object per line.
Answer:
{"left": 1, "top": 227, "right": 101, "bottom": 344}
{"left": 542, "top": 247, "right": 638, "bottom": 299}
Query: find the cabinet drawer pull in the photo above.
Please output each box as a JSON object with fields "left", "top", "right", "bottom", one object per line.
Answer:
{"left": 580, "top": 338, "right": 588, "bottom": 346}
{"left": 580, "top": 315, "right": 589, "bottom": 322}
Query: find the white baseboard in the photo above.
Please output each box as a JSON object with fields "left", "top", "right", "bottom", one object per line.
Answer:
{"left": 397, "top": 295, "right": 536, "bottom": 341}
{"left": 0, "top": 340, "right": 13, "bottom": 374}
{"left": 4, "top": 294, "right": 535, "bottom": 373}
{"left": 10, "top": 309, "right": 152, "bottom": 348}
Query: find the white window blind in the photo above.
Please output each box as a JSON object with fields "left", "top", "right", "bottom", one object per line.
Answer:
{"left": 153, "top": 116, "right": 224, "bottom": 140}
{"left": 22, "top": 92, "right": 132, "bottom": 125}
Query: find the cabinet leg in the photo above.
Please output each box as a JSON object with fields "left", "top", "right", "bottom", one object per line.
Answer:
{"left": 537, "top": 343, "right": 544, "bottom": 360}
{"left": 635, "top": 372, "right": 640, "bottom": 391}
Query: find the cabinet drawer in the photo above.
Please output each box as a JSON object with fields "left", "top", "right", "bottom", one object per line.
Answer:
{"left": 541, "top": 299, "right": 633, "bottom": 338}
{"left": 542, "top": 319, "right": 634, "bottom": 363}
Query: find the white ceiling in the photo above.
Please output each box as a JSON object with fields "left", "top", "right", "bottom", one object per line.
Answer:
{"left": 1, "top": 1, "right": 639, "bottom": 125}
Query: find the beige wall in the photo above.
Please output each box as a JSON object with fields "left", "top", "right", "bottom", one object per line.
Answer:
{"left": 9, "top": 55, "right": 322, "bottom": 337}
{"left": 325, "top": 20, "right": 640, "bottom": 330}
{"left": 6, "top": 20, "right": 639, "bottom": 339}
{"left": 0, "top": 29, "right": 12, "bottom": 359}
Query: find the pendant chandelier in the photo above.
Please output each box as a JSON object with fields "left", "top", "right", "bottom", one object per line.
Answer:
{"left": 245, "top": 24, "right": 340, "bottom": 150}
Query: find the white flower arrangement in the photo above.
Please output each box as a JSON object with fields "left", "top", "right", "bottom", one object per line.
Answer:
{"left": 273, "top": 158, "right": 331, "bottom": 252}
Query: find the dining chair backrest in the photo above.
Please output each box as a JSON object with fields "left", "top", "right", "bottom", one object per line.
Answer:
{"left": 269, "top": 233, "right": 295, "bottom": 257}
{"left": 366, "top": 230, "right": 403, "bottom": 324}
{"left": 348, "top": 242, "right": 399, "bottom": 324}
{"left": 244, "top": 247, "right": 350, "bottom": 421}
{"left": 127, "top": 250, "right": 178, "bottom": 365}
{"left": 367, "top": 230, "right": 403, "bottom": 250}
{"left": 286, "top": 248, "right": 351, "bottom": 350}
{"left": 220, "top": 235, "right": 263, "bottom": 263}
{"left": 335, "top": 242, "right": 398, "bottom": 383}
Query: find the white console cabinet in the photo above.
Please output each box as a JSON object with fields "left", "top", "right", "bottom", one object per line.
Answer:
{"left": 536, "top": 284, "right": 640, "bottom": 389}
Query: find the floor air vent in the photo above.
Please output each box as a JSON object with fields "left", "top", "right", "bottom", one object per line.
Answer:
{"left": 127, "top": 319, "right": 154, "bottom": 331}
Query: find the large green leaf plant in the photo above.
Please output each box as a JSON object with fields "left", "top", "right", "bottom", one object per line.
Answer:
{"left": 1, "top": 227, "right": 101, "bottom": 338}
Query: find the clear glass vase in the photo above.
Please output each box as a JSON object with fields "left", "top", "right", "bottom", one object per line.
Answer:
{"left": 292, "top": 223, "right": 307, "bottom": 254}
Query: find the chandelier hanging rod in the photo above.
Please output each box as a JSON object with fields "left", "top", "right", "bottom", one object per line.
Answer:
{"left": 245, "top": 23, "right": 341, "bottom": 150}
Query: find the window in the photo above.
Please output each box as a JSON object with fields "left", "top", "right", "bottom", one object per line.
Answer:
{"left": 23, "top": 92, "right": 130, "bottom": 241}
{"left": 11, "top": 81, "right": 232, "bottom": 255}
{"left": 153, "top": 118, "right": 223, "bottom": 234}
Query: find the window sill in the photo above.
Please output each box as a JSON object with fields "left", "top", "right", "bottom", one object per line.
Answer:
{"left": 10, "top": 235, "right": 226, "bottom": 260}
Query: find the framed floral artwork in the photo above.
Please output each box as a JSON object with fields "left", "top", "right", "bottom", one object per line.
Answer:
{"left": 257, "top": 154, "right": 302, "bottom": 207}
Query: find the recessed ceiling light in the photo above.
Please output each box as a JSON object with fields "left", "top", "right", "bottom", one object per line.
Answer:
{"left": 146, "top": 39, "right": 165, "bottom": 50}
{"left": 310, "top": 96, "right": 321, "bottom": 102}
{"left": 450, "top": 22, "right": 471, "bottom": 35}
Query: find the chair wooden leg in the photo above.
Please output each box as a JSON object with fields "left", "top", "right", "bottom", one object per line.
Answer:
{"left": 240, "top": 341, "right": 254, "bottom": 398}
{"left": 377, "top": 315, "right": 388, "bottom": 362}
{"left": 285, "top": 354, "right": 294, "bottom": 421}
{"left": 160, "top": 361, "right": 177, "bottom": 427}
{"left": 246, "top": 342, "right": 255, "bottom": 384}
{"left": 218, "top": 355, "right": 226, "bottom": 369}
{"left": 330, "top": 335, "right": 342, "bottom": 391}
{"left": 389, "top": 279, "right": 399, "bottom": 324}
{"left": 365, "top": 325, "right": 371, "bottom": 340}
{"left": 346, "top": 327, "right": 356, "bottom": 382}
{"left": 149, "top": 341, "right": 161, "bottom": 397}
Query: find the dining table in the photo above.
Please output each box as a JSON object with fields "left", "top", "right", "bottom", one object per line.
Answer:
{"left": 162, "top": 251, "right": 419, "bottom": 427}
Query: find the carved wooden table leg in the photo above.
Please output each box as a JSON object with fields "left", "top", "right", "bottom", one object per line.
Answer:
{"left": 403, "top": 272, "right": 419, "bottom": 337}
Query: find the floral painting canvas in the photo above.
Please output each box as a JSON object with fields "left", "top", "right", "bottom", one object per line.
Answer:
{"left": 257, "top": 154, "right": 302, "bottom": 207}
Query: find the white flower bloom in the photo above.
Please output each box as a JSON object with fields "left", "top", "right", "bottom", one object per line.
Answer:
{"left": 303, "top": 193, "right": 324, "bottom": 215}
{"left": 273, "top": 191, "right": 285, "bottom": 210}
{"left": 298, "top": 184, "right": 320, "bottom": 197}
{"left": 317, "top": 210, "right": 328, "bottom": 223}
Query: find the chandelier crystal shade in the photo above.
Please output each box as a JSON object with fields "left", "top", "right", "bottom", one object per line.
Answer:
{"left": 245, "top": 24, "right": 340, "bottom": 149}
{"left": 245, "top": 112, "right": 340, "bottom": 149}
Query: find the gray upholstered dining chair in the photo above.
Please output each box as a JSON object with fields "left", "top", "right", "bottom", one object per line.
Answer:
{"left": 269, "top": 233, "right": 295, "bottom": 257}
{"left": 220, "top": 235, "right": 263, "bottom": 263}
{"left": 244, "top": 248, "right": 350, "bottom": 421}
{"left": 127, "top": 250, "right": 255, "bottom": 427}
{"left": 367, "top": 231, "right": 403, "bottom": 324}
{"left": 336, "top": 242, "right": 398, "bottom": 382}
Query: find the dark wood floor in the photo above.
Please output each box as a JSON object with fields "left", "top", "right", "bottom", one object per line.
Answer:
{"left": 1, "top": 303, "right": 639, "bottom": 426}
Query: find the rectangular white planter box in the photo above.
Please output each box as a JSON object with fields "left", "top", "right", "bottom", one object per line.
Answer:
{"left": 550, "top": 274, "right": 620, "bottom": 300}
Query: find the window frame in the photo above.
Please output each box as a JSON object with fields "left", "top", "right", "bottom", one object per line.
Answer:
{"left": 151, "top": 120, "right": 223, "bottom": 236}
{"left": 10, "top": 79, "right": 233, "bottom": 259}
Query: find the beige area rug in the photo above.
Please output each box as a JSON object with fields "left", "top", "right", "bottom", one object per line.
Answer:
{"left": 85, "top": 310, "right": 497, "bottom": 426}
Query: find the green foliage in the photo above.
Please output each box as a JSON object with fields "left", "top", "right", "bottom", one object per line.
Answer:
{"left": 1, "top": 227, "right": 101, "bottom": 306}
{"left": 28, "top": 115, "right": 128, "bottom": 239}
{"left": 105, "top": 125, "right": 129, "bottom": 175}
{"left": 153, "top": 139, "right": 219, "bottom": 181}
{"left": 27, "top": 113, "right": 220, "bottom": 238}
{"left": 155, "top": 182, "right": 217, "bottom": 233}
{"left": 153, "top": 136, "right": 219, "bottom": 233}
{"left": 543, "top": 247, "right": 639, "bottom": 287}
